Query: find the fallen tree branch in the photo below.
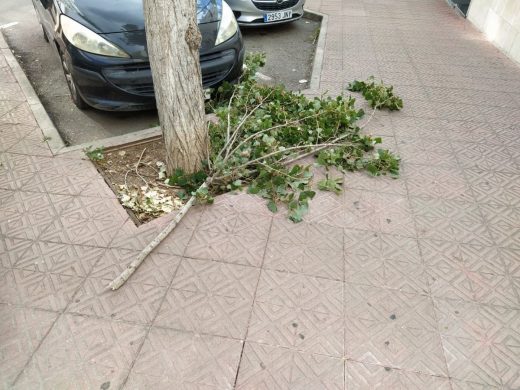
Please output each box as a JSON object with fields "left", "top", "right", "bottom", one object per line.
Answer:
{"left": 108, "top": 179, "right": 210, "bottom": 290}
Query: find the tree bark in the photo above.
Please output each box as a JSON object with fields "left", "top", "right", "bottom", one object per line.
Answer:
{"left": 143, "top": 0, "right": 209, "bottom": 174}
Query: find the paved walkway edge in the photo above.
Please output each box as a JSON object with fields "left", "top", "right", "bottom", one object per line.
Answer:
{"left": 303, "top": 9, "right": 327, "bottom": 94}
{"left": 0, "top": 31, "right": 65, "bottom": 153}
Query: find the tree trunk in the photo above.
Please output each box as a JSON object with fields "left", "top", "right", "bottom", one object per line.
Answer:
{"left": 143, "top": 0, "right": 209, "bottom": 174}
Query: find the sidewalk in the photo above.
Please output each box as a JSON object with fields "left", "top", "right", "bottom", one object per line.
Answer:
{"left": 1, "top": 0, "right": 520, "bottom": 389}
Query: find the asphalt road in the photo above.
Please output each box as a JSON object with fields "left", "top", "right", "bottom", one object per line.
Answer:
{"left": 241, "top": 20, "right": 319, "bottom": 91}
{"left": 1, "top": 1, "right": 318, "bottom": 146}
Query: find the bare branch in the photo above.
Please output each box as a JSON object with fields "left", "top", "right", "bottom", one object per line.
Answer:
{"left": 108, "top": 179, "right": 210, "bottom": 290}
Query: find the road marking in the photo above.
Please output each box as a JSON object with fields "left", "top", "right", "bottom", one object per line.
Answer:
{"left": 0, "top": 22, "right": 19, "bottom": 30}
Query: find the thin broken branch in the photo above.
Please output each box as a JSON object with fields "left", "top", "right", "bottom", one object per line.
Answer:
{"left": 108, "top": 179, "right": 210, "bottom": 290}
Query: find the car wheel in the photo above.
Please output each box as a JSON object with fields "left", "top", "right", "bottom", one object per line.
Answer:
{"left": 42, "top": 26, "right": 49, "bottom": 43}
{"left": 59, "top": 51, "right": 88, "bottom": 110}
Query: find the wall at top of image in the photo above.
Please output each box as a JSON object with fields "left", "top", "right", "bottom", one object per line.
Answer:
{"left": 467, "top": 0, "right": 520, "bottom": 65}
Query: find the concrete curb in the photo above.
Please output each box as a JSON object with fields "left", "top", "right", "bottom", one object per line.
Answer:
{"left": 302, "top": 9, "right": 327, "bottom": 96}
{"left": 1, "top": 10, "right": 329, "bottom": 154}
{"left": 63, "top": 126, "right": 162, "bottom": 154}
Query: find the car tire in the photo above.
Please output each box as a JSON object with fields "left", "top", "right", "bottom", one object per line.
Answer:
{"left": 42, "top": 26, "right": 49, "bottom": 43}
{"left": 59, "top": 50, "right": 88, "bottom": 110}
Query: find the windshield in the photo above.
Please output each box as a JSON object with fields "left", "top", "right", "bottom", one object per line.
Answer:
{"left": 197, "top": 0, "right": 222, "bottom": 24}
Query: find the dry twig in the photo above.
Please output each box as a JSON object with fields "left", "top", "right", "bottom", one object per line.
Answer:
{"left": 108, "top": 179, "right": 210, "bottom": 290}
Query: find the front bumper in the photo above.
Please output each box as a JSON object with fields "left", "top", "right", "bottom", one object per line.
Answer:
{"left": 229, "top": 0, "right": 305, "bottom": 25}
{"left": 66, "top": 31, "right": 245, "bottom": 111}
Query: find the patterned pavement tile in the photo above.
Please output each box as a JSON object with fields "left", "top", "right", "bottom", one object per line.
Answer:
{"left": 480, "top": 106, "right": 520, "bottom": 126}
{"left": 79, "top": 176, "right": 119, "bottom": 199}
{"left": 184, "top": 229, "right": 269, "bottom": 267}
{"left": 37, "top": 171, "right": 107, "bottom": 197}
{"left": 0, "top": 82, "right": 25, "bottom": 102}
{"left": 50, "top": 194, "right": 128, "bottom": 222}
{"left": 446, "top": 121, "right": 501, "bottom": 145}
{"left": 479, "top": 204, "right": 520, "bottom": 249}
{"left": 248, "top": 270, "right": 344, "bottom": 357}
{"left": 0, "top": 66, "right": 16, "bottom": 84}
{"left": 12, "top": 314, "right": 146, "bottom": 390}
{"left": 403, "top": 163, "right": 474, "bottom": 201}
{"left": 124, "top": 328, "right": 242, "bottom": 390}
{"left": 155, "top": 258, "right": 259, "bottom": 338}
{"left": 345, "top": 361, "right": 451, "bottom": 389}
{"left": 111, "top": 206, "right": 203, "bottom": 254}
{"left": 98, "top": 218, "right": 165, "bottom": 252}
{"left": 0, "top": 304, "right": 58, "bottom": 388}
{"left": 452, "top": 142, "right": 518, "bottom": 174}
{"left": 464, "top": 169, "right": 520, "bottom": 208}
{"left": 0, "top": 123, "right": 35, "bottom": 153}
{"left": 343, "top": 171, "right": 408, "bottom": 195}
{"left": 344, "top": 230, "right": 427, "bottom": 294}
{"left": 396, "top": 136, "right": 458, "bottom": 167}
{"left": 211, "top": 192, "right": 277, "bottom": 217}
{"left": 68, "top": 278, "right": 167, "bottom": 325}
{"left": 0, "top": 268, "right": 83, "bottom": 311}
{"left": 347, "top": 191, "right": 416, "bottom": 236}
{"left": 8, "top": 240, "right": 105, "bottom": 277}
{"left": 8, "top": 128, "right": 53, "bottom": 157}
{"left": 435, "top": 299, "right": 520, "bottom": 388}
{"left": 494, "top": 124, "right": 520, "bottom": 147}
{"left": 184, "top": 211, "right": 271, "bottom": 267}
{"left": 0, "top": 209, "right": 57, "bottom": 241}
{"left": 155, "top": 224, "right": 197, "bottom": 256}
{"left": 0, "top": 103, "right": 37, "bottom": 127}
{"left": 90, "top": 248, "right": 181, "bottom": 287}
{"left": 431, "top": 102, "right": 486, "bottom": 123}
{"left": 39, "top": 214, "right": 127, "bottom": 247}
{"left": 344, "top": 284, "right": 447, "bottom": 376}
{"left": 411, "top": 197, "right": 493, "bottom": 245}
{"left": 500, "top": 247, "right": 520, "bottom": 277}
{"left": 311, "top": 190, "right": 416, "bottom": 237}
{"left": 420, "top": 240, "right": 518, "bottom": 307}
{"left": 0, "top": 189, "right": 53, "bottom": 215}
{"left": 450, "top": 379, "right": 501, "bottom": 389}
{"left": 264, "top": 219, "right": 343, "bottom": 280}
{"left": 305, "top": 191, "right": 346, "bottom": 228}
{"left": 235, "top": 342, "right": 343, "bottom": 390}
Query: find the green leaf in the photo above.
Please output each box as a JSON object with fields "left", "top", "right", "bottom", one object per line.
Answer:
{"left": 317, "top": 176, "right": 343, "bottom": 195}
{"left": 203, "top": 56, "right": 401, "bottom": 223}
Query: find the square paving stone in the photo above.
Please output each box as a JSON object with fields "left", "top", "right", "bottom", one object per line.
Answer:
{"left": 435, "top": 298, "right": 520, "bottom": 388}
{"left": 344, "top": 284, "right": 448, "bottom": 376}
{"left": 345, "top": 361, "right": 451, "bottom": 389}
{"left": 12, "top": 314, "right": 146, "bottom": 390}
{"left": 124, "top": 328, "right": 242, "bottom": 389}
{"left": 236, "top": 342, "right": 343, "bottom": 390}
{"left": 248, "top": 270, "right": 344, "bottom": 357}
{"left": 155, "top": 258, "right": 259, "bottom": 338}
{"left": 0, "top": 304, "right": 58, "bottom": 388}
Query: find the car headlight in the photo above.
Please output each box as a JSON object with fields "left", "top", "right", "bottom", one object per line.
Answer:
{"left": 215, "top": 2, "right": 238, "bottom": 46}
{"left": 60, "top": 15, "right": 130, "bottom": 58}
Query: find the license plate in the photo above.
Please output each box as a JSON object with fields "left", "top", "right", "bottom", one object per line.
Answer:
{"left": 264, "top": 10, "right": 293, "bottom": 22}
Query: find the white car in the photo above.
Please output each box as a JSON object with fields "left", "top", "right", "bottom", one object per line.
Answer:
{"left": 226, "top": 0, "right": 305, "bottom": 26}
